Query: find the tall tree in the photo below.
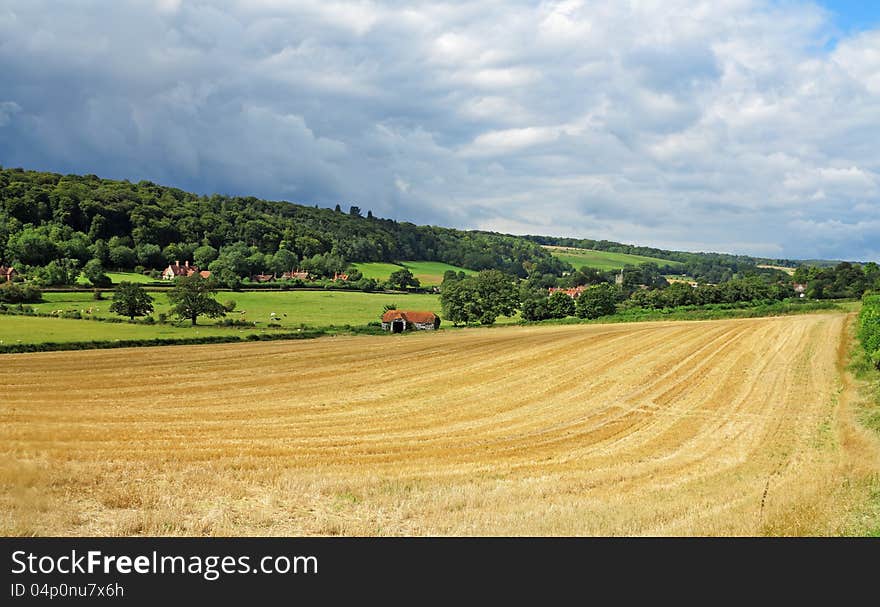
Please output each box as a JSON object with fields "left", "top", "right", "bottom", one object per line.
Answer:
{"left": 576, "top": 284, "right": 618, "bottom": 319}
{"left": 440, "top": 270, "right": 518, "bottom": 325}
{"left": 83, "top": 258, "right": 111, "bottom": 287}
{"left": 388, "top": 267, "right": 420, "bottom": 290}
{"left": 167, "top": 274, "right": 226, "bottom": 326}
{"left": 109, "top": 282, "right": 154, "bottom": 321}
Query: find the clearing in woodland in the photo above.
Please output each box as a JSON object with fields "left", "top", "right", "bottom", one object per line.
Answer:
{"left": 2, "top": 312, "right": 879, "bottom": 536}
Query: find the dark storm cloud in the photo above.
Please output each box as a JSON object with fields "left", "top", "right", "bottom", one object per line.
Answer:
{"left": 0, "top": 0, "right": 879, "bottom": 260}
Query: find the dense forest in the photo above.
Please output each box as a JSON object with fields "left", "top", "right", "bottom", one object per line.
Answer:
{"left": 0, "top": 166, "right": 566, "bottom": 286}
{"left": 1, "top": 166, "right": 874, "bottom": 298}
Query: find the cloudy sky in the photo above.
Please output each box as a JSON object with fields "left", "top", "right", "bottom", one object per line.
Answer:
{"left": 1, "top": 1, "right": 879, "bottom": 261}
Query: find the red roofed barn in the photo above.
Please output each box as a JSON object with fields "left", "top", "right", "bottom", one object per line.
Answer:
{"left": 381, "top": 310, "right": 441, "bottom": 332}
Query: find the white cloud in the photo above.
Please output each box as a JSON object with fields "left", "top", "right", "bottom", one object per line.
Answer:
{"left": 0, "top": 101, "right": 21, "bottom": 127}
{"left": 1, "top": 0, "right": 880, "bottom": 260}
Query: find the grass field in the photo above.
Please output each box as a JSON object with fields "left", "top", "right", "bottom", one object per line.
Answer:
{"left": 543, "top": 246, "right": 683, "bottom": 271}
{"left": 3, "top": 312, "right": 879, "bottom": 535}
{"left": 76, "top": 271, "right": 157, "bottom": 285}
{"left": 353, "top": 261, "right": 475, "bottom": 285}
{"left": 0, "top": 315, "right": 246, "bottom": 344}
{"left": 35, "top": 290, "right": 444, "bottom": 330}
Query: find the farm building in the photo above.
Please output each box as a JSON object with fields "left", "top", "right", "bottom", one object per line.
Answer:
{"left": 0, "top": 265, "right": 15, "bottom": 282}
{"left": 548, "top": 286, "right": 587, "bottom": 298}
{"left": 282, "top": 270, "right": 310, "bottom": 280}
{"left": 381, "top": 310, "right": 441, "bottom": 332}
{"left": 162, "top": 260, "right": 210, "bottom": 280}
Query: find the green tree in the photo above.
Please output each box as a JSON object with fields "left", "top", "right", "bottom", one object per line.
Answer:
{"left": 33, "top": 258, "right": 79, "bottom": 286}
{"left": 547, "top": 291, "right": 576, "bottom": 318}
{"left": 269, "top": 248, "right": 298, "bottom": 276}
{"left": 388, "top": 267, "right": 420, "bottom": 290}
{"left": 109, "top": 282, "right": 155, "bottom": 321}
{"left": 109, "top": 245, "right": 137, "bottom": 269}
{"left": 193, "top": 244, "right": 219, "bottom": 268}
{"left": 440, "top": 269, "right": 518, "bottom": 325}
{"left": 167, "top": 274, "right": 226, "bottom": 325}
{"left": 520, "top": 296, "right": 551, "bottom": 321}
{"left": 0, "top": 281, "right": 42, "bottom": 303}
{"left": 576, "top": 284, "right": 618, "bottom": 319}
{"left": 136, "top": 243, "right": 165, "bottom": 269}
{"left": 8, "top": 226, "right": 58, "bottom": 265}
{"left": 83, "top": 258, "right": 111, "bottom": 287}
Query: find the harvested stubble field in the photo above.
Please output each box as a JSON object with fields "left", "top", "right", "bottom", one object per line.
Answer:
{"left": 2, "top": 312, "right": 880, "bottom": 536}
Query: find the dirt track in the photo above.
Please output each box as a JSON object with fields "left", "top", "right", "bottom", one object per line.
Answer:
{"left": 2, "top": 313, "right": 879, "bottom": 535}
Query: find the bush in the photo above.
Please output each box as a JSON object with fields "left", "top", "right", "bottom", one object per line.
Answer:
{"left": 859, "top": 294, "right": 880, "bottom": 369}
{"left": 223, "top": 299, "right": 237, "bottom": 312}
{"left": 576, "top": 284, "right": 618, "bottom": 319}
{"left": 0, "top": 281, "right": 42, "bottom": 304}
{"left": 216, "top": 318, "right": 255, "bottom": 327}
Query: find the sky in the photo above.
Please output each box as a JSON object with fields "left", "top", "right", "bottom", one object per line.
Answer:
{"left": 0, "top": 1, "right": 878, "bottom": 261}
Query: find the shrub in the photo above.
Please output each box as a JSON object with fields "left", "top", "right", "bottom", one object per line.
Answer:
{"left": 859, "top": 294, "right": 880, "bottom": 369}
{"left": 0, "top": 281, "right": 42, "bottom": 304}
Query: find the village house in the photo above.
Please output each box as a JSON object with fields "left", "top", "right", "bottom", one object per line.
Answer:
{"left": 333, "top": 272, "right": 349, "bottom": 281}
{"left": 548, "top": 285, "right": 587, "bottom": 298}
{"left": 381, "top": 310, "right": 441, "bottom": 333}
{"left": 162, "top": 260, "right": 210, "bottom": 280}
{"left": 251, "top": 274, "right": 275, "bottom": 283}
{"left": 281, "top": 269, "right": 310, "bottom": 281}
{"left": 0, "top": 265, "right": 15, "bottom": 282}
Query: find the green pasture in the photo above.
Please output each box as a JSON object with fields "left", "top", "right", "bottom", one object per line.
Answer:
{"left": 76, "top": 271, "right": 158, "bottom": 285}
{"left": 544, "top": 246, "right": 683, "bottom": 271}
{"left": 38, "top": 290, "right": 443, "bottom": 329}
{"left": 353, "top": 261, "right": 476, "bottom": 286}
{"left": 0, "top": 314, "right": 244, "bottom": 345}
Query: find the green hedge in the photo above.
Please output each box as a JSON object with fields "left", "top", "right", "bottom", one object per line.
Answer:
{"left": 859, "top": 294, "right": 880, "bottom": 369}
{"left": 0, "top": 330, "right": 327, "bottom": 355}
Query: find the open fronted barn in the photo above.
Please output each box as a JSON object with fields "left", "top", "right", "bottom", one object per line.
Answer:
{"left": 381, "top": 310, "right": 441, "bottom": 332}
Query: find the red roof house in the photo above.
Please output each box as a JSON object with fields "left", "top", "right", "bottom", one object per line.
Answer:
{"left": 282, "top": 270, "right": 310, "bottom": 281}
{"left": 548, "top": 286, "right": 587, "bottom": 298}
{"left": 162, "top": 261, "right": 206, "bottom": 280}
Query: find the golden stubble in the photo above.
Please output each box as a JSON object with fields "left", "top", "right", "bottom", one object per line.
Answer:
{"left": 2, "top": 313, "right": 879, "bottom": 536}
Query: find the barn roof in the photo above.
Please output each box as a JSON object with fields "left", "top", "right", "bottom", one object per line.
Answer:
{"left": 381, "top": 310, "right": 438, "bottom": 323}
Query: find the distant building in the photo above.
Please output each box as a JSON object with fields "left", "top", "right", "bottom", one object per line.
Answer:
{"left": 281, "top": 270, "right": 310, "bottom": 281}
{"left": 251, "top": 274, "right": 275, "bottom": 283}
{"left": 162, "top": 261, "right": 208, "bottom": 280}
{"left": 548, "top": 286, "right": 587, "bottom": 298}
{"left": 333, "top": 272, "right": 349, "bottom": 281}
{"left": 381, "top": 310, "right": 441, "bottom": 332}
{"left": 0, "top": 265, "right": 15, "bottom": 282}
